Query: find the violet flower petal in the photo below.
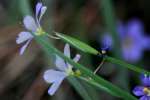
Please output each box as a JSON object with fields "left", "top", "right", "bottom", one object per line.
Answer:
{"left": 126, "top": 19, "right": 144, "bottom": 37}
{"left": 122, "top": 44, "right": 142, "bottom": 62}
{"left": 19, "top": 39, "right": 32, "bottom": 55}
{"left": 64, "top": 44, "right": 70, "bottom": 58}
{"left": 117, "top": 21, "right": 126, "bottom": 39}
{"left": 133, "top": 86, "right": 145, "bottom": 96}
{"left": 73, "top": 54, "right": 81, "bottom": 62}
{"left": 48, "top": 79, "right": 64, "bottom": 95}
{"left": 43, "top": 69, "right": 67, "bottom": 83}
{"left": 16, "top": 31, "right": 33, "bottom": 44}
{"left": 55, "top": 55, "right": 67, "bottom": 71}
{"left": 141, "top": 74, "right": 150, "bottom": 86}
{"left": 126, "top": 19, "right": 144, "bottom": 47}
{"left": 36, "top": 2, "right": 42, "bottom": 17}
{"left": 64, "top": 44, "right": 72, "bottom": 68}
{"left": 102, "top": 34, "right": 113, "bottom": 49}
{"left": 39, "top": 6, "right": 47, "bottom": 22}
{"left": 140, "top": 96, "right": 150, "bottom": 100}
{"left": 67, "top": 54, "right": 81, "bottom": 69}
{"left": 44, "top": 69, "right": 67, "bottom": 95}
{"left": 142, "top": 36, "right": 150, "bottom": 49}
{"left": 23, "top": 16, "right": 37, "bottom": 32}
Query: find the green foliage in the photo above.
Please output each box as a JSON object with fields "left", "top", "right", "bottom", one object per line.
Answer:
{"left": 55, "top": 32, "right": 100, "bottom": 55}
{"left": 106, "top": 56, "right": 150, "bottom": 75}
{"left": 68, "top": 77, "right": 94, "bottom": 100}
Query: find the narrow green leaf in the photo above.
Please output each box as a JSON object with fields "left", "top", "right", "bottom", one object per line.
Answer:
{"left": 68, "top": 77, "right": 93, "bottom": 100}
{"left": 80, "top": 80, "right": 100, "bottom": 100}
{"left": 55, "top": 32, "right": 100, "bottom": 55}
{"left": 78, "top": 76, "right": 120, "bottom": 97}
{"left": 106, "top": 56, "right": 150, "bottom": 75}
{"left": 33, "top": 35, "right": 137, "bottom": 100}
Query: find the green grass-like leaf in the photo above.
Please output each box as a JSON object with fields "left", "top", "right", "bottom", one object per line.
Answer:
{"left": 68, "top": 77, "right": 94, "bottom": 100}
{"left": 55, "top": 32, "right": 100, "bottom": 55}
{"left": 106, "top": 56, "right": 150, "bottom": 75}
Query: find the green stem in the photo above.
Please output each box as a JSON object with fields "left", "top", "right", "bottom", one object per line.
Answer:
{"left": 105, "top": 56, "right": 150, "bottom": 75}
{"left": 94, "top": 58, "right": 105, "bottom": 74}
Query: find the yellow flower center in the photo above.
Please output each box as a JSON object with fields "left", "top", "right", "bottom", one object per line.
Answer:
{"left": 65, "top": 66, "right": 81, "bottom": 77}
{"left": 143, "top": 87, "right": 150, "bottom": 96}
{"left": 35, "top": 28, "right": 45, "bottom": 36}
{"left": 66, "top": 67, "right": 74, "bottom": 76}
{"left": 74, "top": 70, "right": 81, "bottom": 76}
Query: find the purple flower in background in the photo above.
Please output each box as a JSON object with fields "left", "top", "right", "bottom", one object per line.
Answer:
{"left": 16, "top": 2, "right": 47, "bottom": 55}
{"left": 102, "top": 19, "right": 150, "bottom": 62}
{"left": 133, "top": 74, "right": 150, "bottom": 100}
{"left": 43, "top": 44, "right": 81, "bottom": 95}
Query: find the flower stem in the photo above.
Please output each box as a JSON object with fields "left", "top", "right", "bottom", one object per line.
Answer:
{"left": 94, "top": 58, "right": 105, "bottom": 74}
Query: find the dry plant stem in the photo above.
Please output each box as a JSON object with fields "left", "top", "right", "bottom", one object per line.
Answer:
{"left": 94, "top": 58, "right": 105, "bottom": 74}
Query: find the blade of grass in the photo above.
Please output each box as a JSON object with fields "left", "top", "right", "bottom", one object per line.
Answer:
{"left": 68, "top": 77, "right": 93, "bottom": 100}
{"left": 55, "top": 32, "right": 100, "bottom": 55}
{"left": 105, "top": 56, "right": 150, "bottom": 75}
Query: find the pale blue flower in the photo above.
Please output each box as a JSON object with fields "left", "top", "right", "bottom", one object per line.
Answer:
{"left": 43, "top": 44, "right": 81, "bottom": 95}
{"left": 16, "top": 2, "right": 47, "bottom": 55}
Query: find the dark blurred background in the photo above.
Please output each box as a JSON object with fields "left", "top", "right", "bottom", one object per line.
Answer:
{"left": 0, "top": 0, "right": 150, "bottom": 100}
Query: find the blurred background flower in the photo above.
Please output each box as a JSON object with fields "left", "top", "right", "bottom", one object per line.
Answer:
{"left": 102, "top": 19, "right": 150, "bottom": 63}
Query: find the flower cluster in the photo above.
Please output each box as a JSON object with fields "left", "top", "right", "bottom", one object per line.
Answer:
{"left": 102, "top": 19, "right": 150, "bottom": 62}
{"left": 16, "top": 2, "right": 47, "bottom": 55}
{"left": 43, "top": 44, "right": 81, "bottom": 95}
{"left": 133, "top": 74, "right": 150, "bottom": 100}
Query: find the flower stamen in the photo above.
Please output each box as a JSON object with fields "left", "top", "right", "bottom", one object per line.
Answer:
{"left": 35, "top": 28, "right": 45, "bottom": 36}
{"left": 143, "top": 87, "right": 150, "bottom": 96}
{"left": 74, "top": 70, "right": 81, "bottom": 77}
{"left": 65, "top": 67, "right": 74, "bottom": 76}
